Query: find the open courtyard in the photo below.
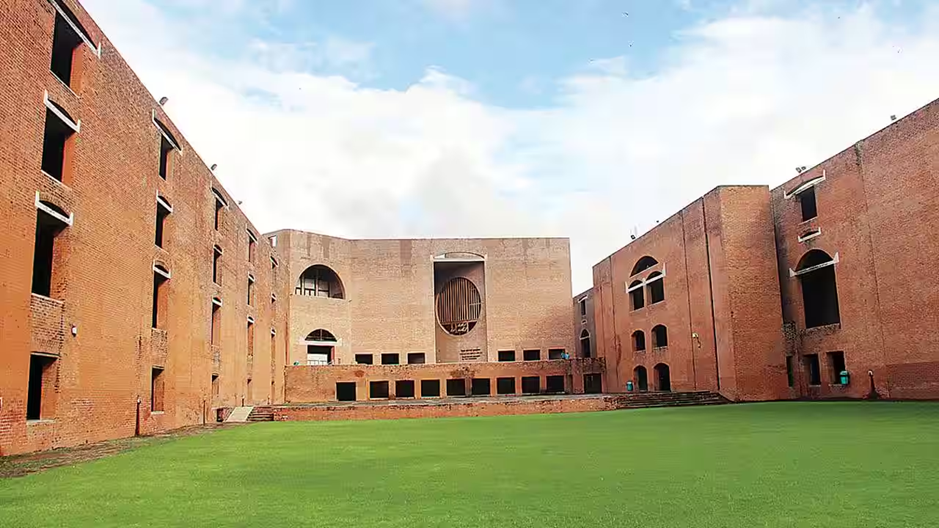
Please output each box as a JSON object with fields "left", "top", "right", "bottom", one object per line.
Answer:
{"left": 1, "top": 402, "right": 937, "bottom": 527}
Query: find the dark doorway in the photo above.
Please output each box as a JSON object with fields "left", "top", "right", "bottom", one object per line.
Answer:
{"left": 521, "top": 376, "right": 540, "bottom": 394}
{"left": 396, "top": 380, "right": 415, "bottom": 398}
{"left": 336, "top": 382, "right": 356, "bottom": 401}
{"left": 421, "top": 379, "right": 441, "bottom": 397}
{"left": 27, "top": 355, "right": 56, "bottom": 420}
{"left": 797, "top": 250, "right": 840, "bottom": 328}
{"left": 446, "top": 379, "right": 466, "bottom": 396}
{"left": 583, "top": 373, "right": 602, "bottom": 394}
{"left": 580, "top": 330, "right": 591, "bottom": 358}
{"left": 545, "top": 375, "right": 565, "bottom": 393}
{"left": 496, "top": 377, "right": 515, "bottom": 395}
{"left": 634, "top": 366, "right": 648, "bottom": 392}
{"left": 829, "top": 352, "right": 846, "bottom": 385}
{"left": 654, "top": 363, "right": 671, "bottom": 392}
{"left": 804, "top": 354, "right": 821, "bottom": 385}
{"left": 471, "top": 378, "right": 491, "bottom": 396}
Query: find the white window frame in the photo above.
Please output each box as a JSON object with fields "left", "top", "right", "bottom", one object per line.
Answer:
{"left": 48, "top": 0, "right": 101, "bottom": 58}
{"left": 156, "top": 193, "right": 173, "bottom": 213}
{"left": 152, "top": 111, "right": 181, "bottom": 152}
{"left": 784, "top": 171, "right": 826, "bottom": 199}
{"left": 44, "top": 92, "right": 80, "bottom": 133}
{"left": 798, "top": 228, "right": 822, "bottom": 243}
{"left": 212, "top": 297, "right": 223, "bottom": 307}
{"left": 153, "top": 263, "right": 171, "bottom": 280}
{"left": 35, "top": 192, "right": 73, "bottom": 226}
{"left": 789, "top": 252, "right": 839, "bottom": 278}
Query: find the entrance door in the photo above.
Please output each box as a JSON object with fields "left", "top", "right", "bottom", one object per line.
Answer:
{"left": 654, "top": 364, "right": 671, "bottom": 392}
{"left": 634, "top": 366, "right": 648, "bottom": 392}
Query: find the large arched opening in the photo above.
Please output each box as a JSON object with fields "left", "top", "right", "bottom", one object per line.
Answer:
{"left": 631, "top": 256, "right": 658, "bottom": 276}
{"left": 295, "top": 265, "right": 345, "bottom": 299}
{"left": 580, "top": 329, "right": 591, "bottom": 358}
{"left": 654, "top": 363, "right": 671, "bottom": 392}
{"left": 795, "top": 250, "right": 840, "bottom": 328}
{"left": 633, "top": 366, "right": 648, "bottom": 392}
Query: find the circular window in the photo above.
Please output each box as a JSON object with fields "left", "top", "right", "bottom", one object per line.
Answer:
{"left": 436, "top": 277, "right": 482, "bottom": 336}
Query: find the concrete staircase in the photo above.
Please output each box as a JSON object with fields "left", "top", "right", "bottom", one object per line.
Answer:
{"left": 610, "top": 391, "right": 728, "bottom": 409}
{"left": 224, "top": 406, "right": 254, "bottom": 423}
{"left": 247, "top": 406, "right": 274, "bottom": 422}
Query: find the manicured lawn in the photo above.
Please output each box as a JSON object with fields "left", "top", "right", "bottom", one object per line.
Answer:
{"left": 1, "top": 402, "right": 938, "bottom": 527}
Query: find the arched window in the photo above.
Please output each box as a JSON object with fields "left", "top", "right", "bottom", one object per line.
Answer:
{"left": 296, "top": 265, "right": 344, "bottom": 299}
{"left": 795, "top": 250, "right": 840, "bottom": 328}
{"left": 629, "top": 280, "right": 644, "bottom": 310}
{"left": 647, "top": 271, "right": 665, "bottom": 304}
{"left": 632, "top": 330, "right": 646, "bottom": 352}
{"left": 652, "top": 325, "right": 668, "bottom": 348}
{"left": 654, "top": 363, "right": 671, "bottom": 391}
{"left": 633, "top": 366, "right": 648, "bottom": 391}
{"left": 579, "top": 329, "right": 591, "bottom": 358}
{"left": 306, "top": 329, "right": 337, "bottom": 342}
{"left": 631, "top": 256, "right": 658, "bottom": 276}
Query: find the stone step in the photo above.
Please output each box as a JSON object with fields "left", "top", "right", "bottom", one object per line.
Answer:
{"left": 225, "top": 406, "right": 254, "bottom": 423}
{"left": 247, "top": 406, "right": 274, "bottom": 422}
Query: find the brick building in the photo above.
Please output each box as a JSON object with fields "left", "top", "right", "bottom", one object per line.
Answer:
{"left": 592, "top": 96, "right": 939, "bottom": 401}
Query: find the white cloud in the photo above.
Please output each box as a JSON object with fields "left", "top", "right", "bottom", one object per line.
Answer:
{"left": 81, "top": 0, "right": 939, "bottom": 293}
{"left": 418, "top": 0, "right": 498, "bottom": 20}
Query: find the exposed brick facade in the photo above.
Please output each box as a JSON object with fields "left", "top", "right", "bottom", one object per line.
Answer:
{"left": 592, "top": 98, "right": 939, "bottom": 402}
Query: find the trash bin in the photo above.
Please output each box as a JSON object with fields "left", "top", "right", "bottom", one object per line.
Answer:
{"left": 626, "top": 381, "right": 634, "bottom": 392}
{"left": 840, "top": 370, "right": 850, "bottom": 386}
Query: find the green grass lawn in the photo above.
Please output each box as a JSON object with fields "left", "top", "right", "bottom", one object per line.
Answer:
{"left": 1, "top": 402, "right": 938, "bottom": 527}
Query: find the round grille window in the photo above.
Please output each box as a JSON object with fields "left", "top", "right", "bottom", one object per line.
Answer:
{"left": 436, "top": 277, "right": 481, "bottom": 336}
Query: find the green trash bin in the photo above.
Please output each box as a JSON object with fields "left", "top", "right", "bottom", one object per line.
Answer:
{"left": 626, "top": 381, "right": 634, "bottom": 392}
{"left": 840, "top": 370, "right": 850, "bottom": 386}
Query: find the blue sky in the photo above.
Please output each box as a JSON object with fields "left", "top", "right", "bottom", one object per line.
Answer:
{"left": 82, "top": 0, "right": 939, "bottom": 291}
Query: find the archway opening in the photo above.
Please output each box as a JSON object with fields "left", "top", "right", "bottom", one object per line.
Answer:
{"left": 305, "top": 329, "right": 337, "bottom": 366}
{"left": 654, "top": 363, "right": 671, "bottom": 392}
{"left": 633, "top": 366, "right": 648, "bottom": 392}
{"left": 296, "top": 265, "right": 344, "bottom": 299}
{"left": 631, "top": 256, "right": 658, "bottom": 276}
{"left": 796, "top": 250, "right": 840, "bottom": 328}
{"left": 580, "top": 329, "right": 591, "bottom": 358}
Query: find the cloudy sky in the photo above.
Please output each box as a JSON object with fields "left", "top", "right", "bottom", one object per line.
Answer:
{"left": 81, "top": 0, "right": 939, "bottom": 292}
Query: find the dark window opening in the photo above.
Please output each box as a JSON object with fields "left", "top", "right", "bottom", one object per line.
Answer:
{"left": 584, "top": 373, "right": 602, "bottom": 394}
{"left": 521, "top": 376, "right": 540, "bottom": 394}
{"left": 654, "top": 363, "right": 671, "bottom": 391}
{"left": 152, "top": 269, "right": 169, "bottom": 329}
{"left": 158, "top": 136, "right": 173, "bottom": 180}
{"left": 369, "top": 381, "right": 389, "bottom": 399}
{"left": 214, "top": 197, "right": 223, "bottom": 231}
{"left": 51, "top": 13, "right": 84, "bottom": 87}
{"left": 630, "top": 281, "right": 645, "bottom": 310}
{"left": 471, "top": 378, "right": 491, "bottom": 396}
{"left": 579, "top": 298, "right": 587, "bottom": 317}
{"left": 580, "top": 330, "right": 591, "bottom": 358}
{"left": 800, "top": 186, "right": 817, "bottom": 221}
{"left": 631, "top": 256, "right": 659, "bottom": 276}
{"left": 523, "top": 349, "right": 540, "bottom": 361}
{"left": 151, "top": 367, "right": 165, "bottom": 412}
{"left": 648, "top": 273, "right": 665, "bottom": 304}
{"left": 496, "top": 377, "right": 515, "bottom": 395}
{"left": 381, "top": 353, "right": 400, "bottom": 365}
{"left": 829, "top": 352, "right": 846, "bottom": 385}
{"left": 155, "top": 200, "right": 170, "bottom": 248}
{"left": 27, "top": 355, "right": 56, "bottom": 420}
{"left": 211, "top": 374, "right": 219, "bottom": 399}
{"left": 632, "top": 330, "right": 646, "bottom": 352}
{"left": 396, "top": 380, "right": 415, "bottom": 398}
{"left": 295, "top": 265, "right": 345, "bottom": 299}
{"left": 634, "top": 366, "right": 648, "bottom": 392}
{"left": 498, "top": 350, "right": 515, "bottom": 362}
{"left": 805, "top": 354, "right": 821, "bottom": 385}
{"left": 548, "top": 349, "right": 565, "bottom": 360}
{"left": 247, "top": 276, "right": 255, "bottom": 306}
{"left": 247, "top": 321, "right": 255, "bottom": 358}
{"left": 421, "top": 379, "right": 441, "bottom": 397}
{"left": 42, "top": 108, "right": 75, "bottom": 182}
{"left": 446, "top": 379, "right": 466, "bottom": 396}
{"left": 786, "top": 356, "right": 794, "bottom": 387}
{"left": 32, "top": 208, "right": 67, "bottom": 297}
{"left": 210, "top": 302, "right": 220, "bottom": 345}
{"left": 247, "top": 234, "right": 256, "bottom": 263}
{"left": 797, "top": 250, "right": 840, "bottom": 328}
{"left": 407, "top": 353, "right": 426, "bottom": 365}
{"left": 212, "top": 246, "right": 222, "bottom": 285}
{"left": 545, "top": 375, "right": 565, "bottom": 393}
{"left": 355, "top": 354, "right": 373, "bottom": 365}
{"left": 652, "top": 325, "right": 668, "bottom": 348}
{"left": 336, "top": 382, "right": 356, "bottom": 402}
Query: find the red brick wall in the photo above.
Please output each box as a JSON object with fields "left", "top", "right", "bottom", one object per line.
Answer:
{"left": 0, "top": 0, "right": 286, "bottom": 455}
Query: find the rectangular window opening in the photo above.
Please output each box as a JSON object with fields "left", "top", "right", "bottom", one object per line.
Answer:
{"left": 369, "top": 381, "right": 389, "bottom": 399}
{"left": 523, "top": 349, "right": 541, "bottom": 361}
{"left": 786, "top": 356, "right": 794, "bottom": 387}
{"left": 247, "top": 233, "right": 257, "bottom": 263}
{"left": 496, "top": 377, "right": 515, "bottom": 395}
{"left": 50, "top": 13, "right": 84, "bottom": 88}
{"left": 583, "top": 373, "right": 602, "bottom": 394}
{"left": 155, "top": 202, "right": 170, "bottom": 248}
{"left": 800, "top": 186, "right": 818, "bottom": 221}
{"left": 381, "top": 353, "right": 400, "bottom": 365}
{"left": 214, "top": 198, "right": 223, "bottom": 231}
{"left": 151, "top": 367, "right": 165, "bottom": 412}
{"left": 355, "top": 354, "right": 374, "bottom": 365}
{"left": 498, "top": 350, "right": 515, "bottom": 362}
{"left": 26, "top": 355, "right": 57, "bottom": 420}
{"left": 829, "top": 352, "right": 846, "bottom": 385}
{"left": 152, "top": 272, "right": 168, "bottom": 329}
{"left": 406, "top": 353, "right": 425, "bottom": 365}
{"left": 210, "top": 303, "right": 220, "bottom": 345}
{"left": 32, "top": 210, "right": 66, "bottom": 297}
{"left": 471, "top": 378, "right": 491, "bottom": 396}
{"left": 446, "top": 379, "right": 466, "bottom": 397}
{"left": 42, "top": 108, "right": 75, "bottom": 182}
{"left": 805, "top": 354, "right": 821, "bottom": 386}
{"left": 396, "top": 380, "right": 415, "bottom": 399}
{"left": 158, "top": 136, "right": 173, "bottom": 180}
{"left": 521, "top": 376, "right": 540, "bottom": 394}
{"left": 579, "top": 298, "right": 587, "bottom": 317}
{"left": 247, "top": 276, "right": 255, "bottom": 306}
{"left": 421, "top": 379, "right": 441, "bottom": 398}
{"left": 545, "top": 375, "right": 565, "bottom": 394}
{"left": 548, "top": 348, "right": 565, "bottom": 360}
{"left": 212, "top": 247, "right": 222, "bottom": 285}
{"left": 336, "top": 382, "right": 356, "bottom": 402}
{"left": 247, "top": 321, "right": 255, "bottom": 358}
